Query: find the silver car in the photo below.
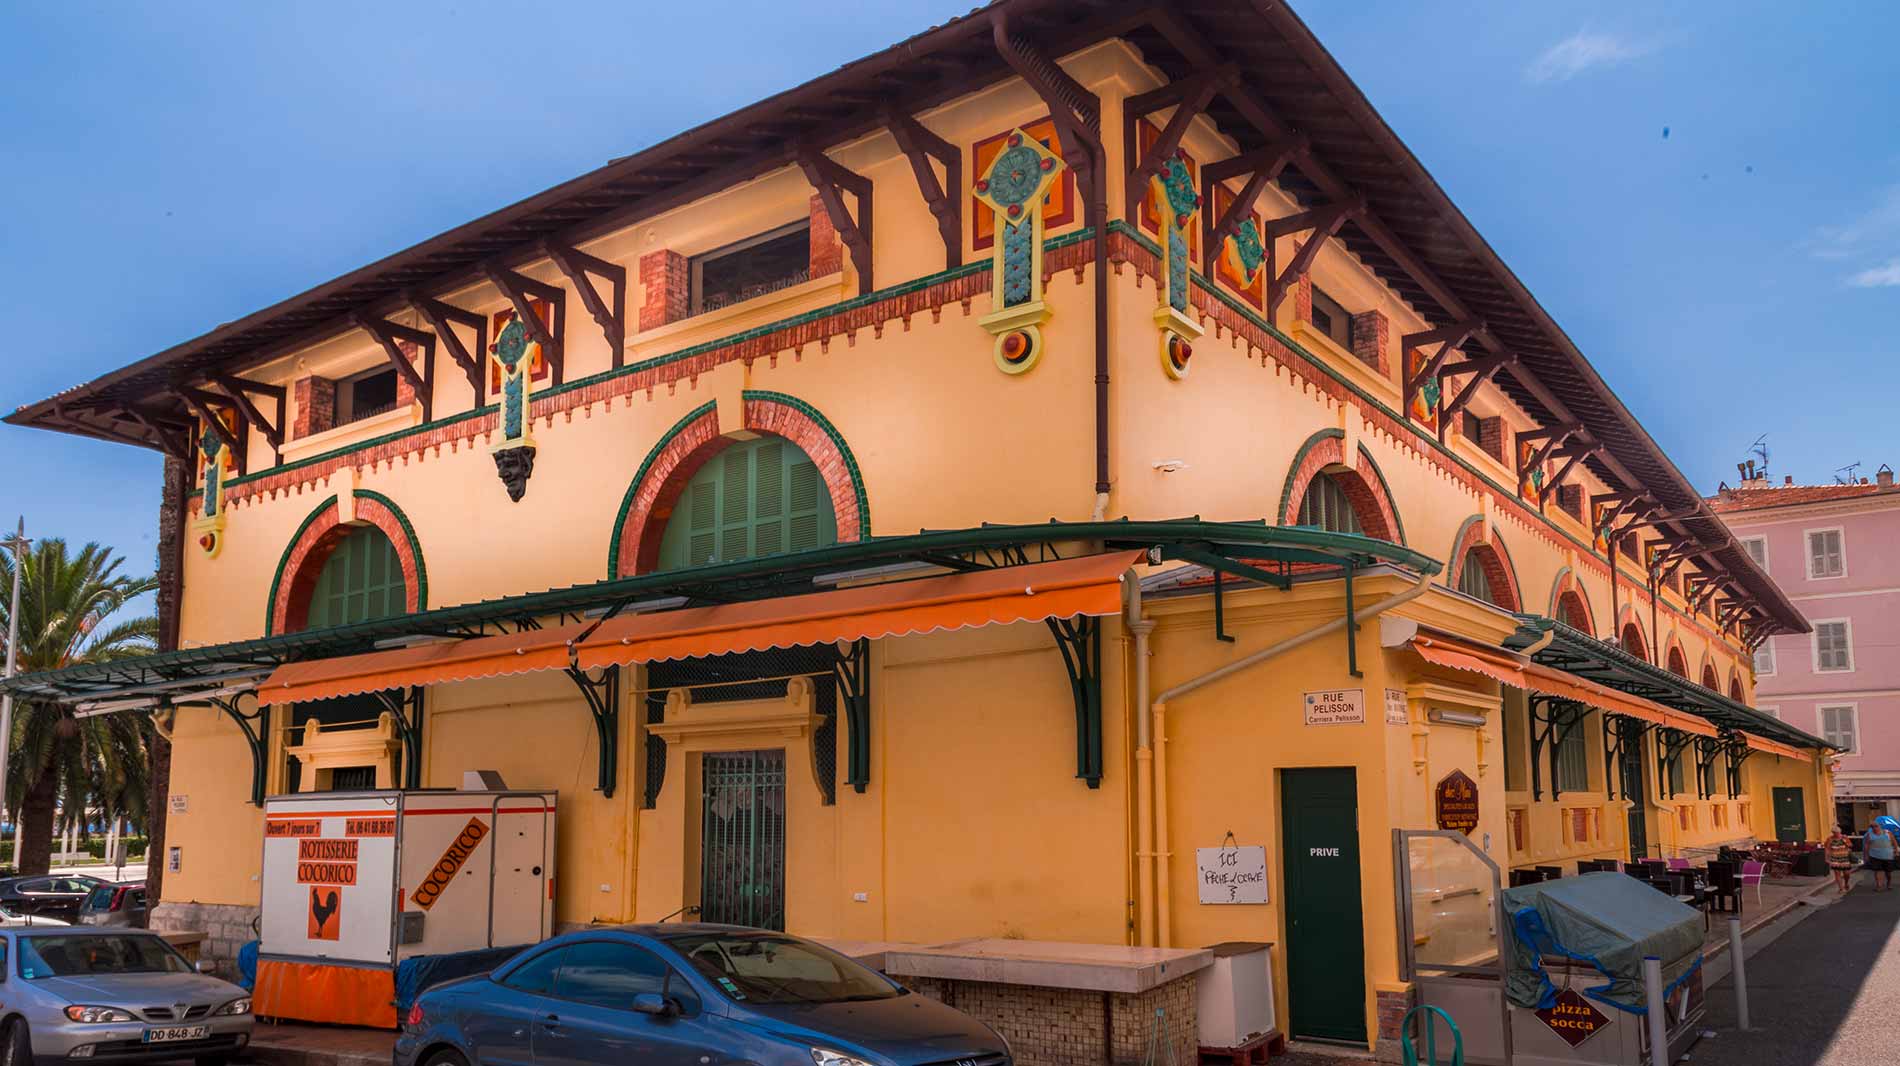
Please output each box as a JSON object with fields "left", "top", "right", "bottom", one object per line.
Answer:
{"left": 0, "top": 929, "right": 252, "bottom": 1066}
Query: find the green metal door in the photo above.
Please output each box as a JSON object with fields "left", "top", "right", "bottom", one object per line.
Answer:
{"left": 1773, "top": 786, "right": 1808, "bottom": 842}
{"left": 700, "top": 749, "right": 787, "bottom": 929}
{"left": 1282, "top": 767, "right": 1367, "bottom": 1045}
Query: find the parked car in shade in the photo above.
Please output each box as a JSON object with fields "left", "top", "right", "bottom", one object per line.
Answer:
{"left": 79, "top": 882, "right": 150, "bottom": 928}
{"left": 396, "top": 925, "right": 1010, "bottom": 1066}
{"left": 0, "top": 906, "right": 70, "bottom": 927}
{"left": 0, "top": 928, "right": 253, "bottom": 1065}
{"left": 0, "top": 875, "right": 105, "bottom": 923}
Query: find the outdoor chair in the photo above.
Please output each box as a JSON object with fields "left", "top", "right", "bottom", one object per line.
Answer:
{"left": 1706, "top": 865, "right": 1743, "bottom": 917}
{"left": 1740, "top": 860, "right": 1765, "bottom": 906}
{"left": 1666, "top": 857, "right": 1692, "bottom": 872}
{"left": 1509, "top": 869, "right": 1544, "bottom": 887}
{"left": 1534, "top": 865, "right": 1564, "bottom": 881}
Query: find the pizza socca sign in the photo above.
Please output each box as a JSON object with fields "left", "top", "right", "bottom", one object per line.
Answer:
{"left": 1435, "top": 769, "right": 1480, "bottom": 836}
{"left": 1534, "top": 988, "right": 1610, "bottom": 1048}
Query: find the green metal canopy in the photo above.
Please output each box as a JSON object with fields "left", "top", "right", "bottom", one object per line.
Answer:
{"left": 3, "top": 518, "right": 1437, "bottom": 705}
{"left": 1506, "top": 617, "right": 1829, "bottom": 751}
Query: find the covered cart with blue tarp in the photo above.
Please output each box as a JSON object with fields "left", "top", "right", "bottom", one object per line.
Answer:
{"left": 1502, "top": 872, "right": 1704, "bottom": 1014}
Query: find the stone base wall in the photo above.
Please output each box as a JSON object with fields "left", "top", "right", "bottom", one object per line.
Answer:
{"left": 151, "top": 901, "right": 259, "bottom": 969}
{"left": 1374, "top": 985, "right": 1419, "bottom": 1064}
{"left": 907, "top": 975, "right": 1198, "bottom": 1066}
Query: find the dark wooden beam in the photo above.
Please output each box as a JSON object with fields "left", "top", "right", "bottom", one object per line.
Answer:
{"left": 1200, "top": 139, "right": 1302, "bottom": 276}
{"left": 883, "top": 107, "right": 961, "bottom": 270}
{"left": 52, "top": 405, "right": 181, "bottom": 458}
{"left": 1540, "top": 444, "right": 1602, "bottom": 507}
{"left": 992, "top": 11, "right": 1102, "bottom": 193}
{"left": 209, "top": 373, "right": 285, "bottom": 458}
{"left": 1124, "top": 68, "right": 1223, "bottom": 223}
{"left": 1124, "top": 64, "right": 1236, "bottom": 118}
{"left": 798, "top": 150, "right": 874, "bottom": 295}
{"left": 407, "top": 293, "right": 486, "bottom": 402}
{"left": 542, "top": 241, "right": 626, "bottom": 367}
{"left": 1433, "top": 353, "right": 1513, "bottom": 439}
{"left": 1265, "top": 200, "right": 1359, "bottom": 316}
{"left": 353, "top": 312, "right": 434, "bottom": 422}
{"left": 174, "top": 387, "right": 246, "bottom": 475}
{"left": 481, "top": 262, "right": 566, "bottom": 386}
{"left": 124, "top": 405, "right": 192, "bottom": 460}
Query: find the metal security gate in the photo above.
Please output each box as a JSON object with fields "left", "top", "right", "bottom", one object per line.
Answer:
{"left": 700, "top": 749, "right": 787, "bottom": 929}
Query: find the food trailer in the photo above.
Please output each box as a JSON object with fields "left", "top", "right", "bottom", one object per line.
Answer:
{"left": 253, "top": 787, "right": 556, "bottom": 1027}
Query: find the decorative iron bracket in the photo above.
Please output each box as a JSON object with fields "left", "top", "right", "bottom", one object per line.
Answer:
{"left": 1724, "top": 732, "right": 1753, "bottom": 797}
{"left": 1693, "top": 735, "right": 1723, "bottom": 800}
{"left": 1529, "top": 696, "right": 1589, "bottom": 800}
{"left": 832, "top": 638, "right": 872, "bottom": 793}
{"left": 1047, "top": 615, "right": 1104, "bottom": 788}
{"left": 206, "top": 695, "right": 270, "bottom": 807}
{"left": 372, "top": 686, "right": 426, "bottom": 790}
{"left": 1603, "top": 714, "right": 1652, "bottom": 800}
{"left": 1656, "top": 727, "right": 1695, "bottom": 799}
{"left": 562, "top": 664, "right": 621, "bottom": 798}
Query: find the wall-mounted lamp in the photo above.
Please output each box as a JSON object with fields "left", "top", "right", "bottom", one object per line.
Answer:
{"left": 1428, "top": 708, "right": 1488, "bottom": 728}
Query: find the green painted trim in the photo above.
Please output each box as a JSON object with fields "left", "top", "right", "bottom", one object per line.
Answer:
{"left": 1277, "top": 428, "right": 1345, "bottom": 524}
{"left": 741, "top": 389, "right": 871, "bottom": 536}
{"left": 264, "top": 495, "right": 339, "bottom": 636}
{"left": 1445, "top": 514, "right": 1486, "bottom": 591}
{"left": 353, "top": 489, "right": 429, "bottom": 612}
{"left": 1355, "top": 443, "right": 1408, "bottom": 548}
{"left": 607, "top": 401, "right": 718, "bottom": 579}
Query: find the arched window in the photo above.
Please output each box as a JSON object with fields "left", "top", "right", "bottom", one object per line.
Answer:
{"left": 656, "top": 435, "right": 837, "bottom": 570}
{"left": 1454, "top": 542, "right": 1519, "bottom": 611}
{"left": 1728, "top": 674, "right": 1744, "bottom": 702}
{"left": 1296, "top": 472, "right": 1363, "bottom": 535}
{"left": 1666, "top": 645, "right": 1688, "bottom": 678}
{"left": 304, "top": 524, "right": 407, "bottom": 629}
{"left": 1701, "top": 664, "right": 1719, "bottom": 691}
{"left": 1620, "top": 622, "right": 1648, "bottom": 662}
{"left": 1557, "top": 590, "right": 1591, "bottom": 632}
{"left": 1458, "top": 556, "right": 1494, "bottom": 603}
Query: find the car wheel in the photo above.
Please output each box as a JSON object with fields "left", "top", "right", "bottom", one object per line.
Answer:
{"left": 1, "top": 1018, "right": 30, "bottom": 1066}
{"left": 422, "top": 1049, "right": 468, "bottom": 1066}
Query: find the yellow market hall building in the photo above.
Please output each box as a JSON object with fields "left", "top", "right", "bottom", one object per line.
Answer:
{"left": 4, "top": 0, "right": 1832, "bottom": 1057}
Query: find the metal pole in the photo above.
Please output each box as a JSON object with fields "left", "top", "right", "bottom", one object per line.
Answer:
{"left": 0, "top": 518, "right": 28, "bottom": 861}
{"left": 1643, "top": 955, "right": 1669, "bottom": 1066}
{"left": 1727, "top": 916, "right": 1750, "bottom": 1031}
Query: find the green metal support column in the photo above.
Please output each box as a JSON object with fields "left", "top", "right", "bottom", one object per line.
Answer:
{"left": 374, "top": 686, "right": 426, "bottom": 789}
{"left": 563, "top": 665, "right": 621, "bottom": 797}
{"left": 832, "top": 639, "right": 872, "bottom": 793}
{"left": 207, "top": 695, "right": 270, "bottom": 807}
{"left": 1047, "top": 615, "right": 1103, "bottom": 787}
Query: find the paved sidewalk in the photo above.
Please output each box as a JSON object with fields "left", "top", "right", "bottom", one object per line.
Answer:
{"left": 1698, "top": 883, "right": 1900, "bottom": 1065}
{"left": 249, "top": 1022, "right": 393, "bottom": 1066}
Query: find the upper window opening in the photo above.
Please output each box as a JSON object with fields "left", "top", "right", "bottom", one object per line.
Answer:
{"left": 1460, "top": 412, "right": 1483, "bottom": 446}
{"left": 1557, "top": 590, "right": 1590, "bottom": 632}
{"left": 1806, "top": 529, "right": 1844, "bottom": 579}
{"left": 1619, "top": 622, "right": 1648, "bottom": 662}
{"left": 1309, "top": 286, "right": 1352, "bottom": 349}
{"left": 656, "top": 436, "right": 837, "bottom": 571}
{"left": 305, "top": 525, "right": 407, "bottom": 630}
{"left": 1457, "top": 553, "right": 1493, "bottom": 604}
{"left": 1666, "top": 646, "right": 1688, "bottom": 678}
{"left": 1296, "top": 472, "right": 1363, "bottom": 536}
{"left": 1814, "top": 621, "right": 1853, "bottom": 672}
{"left": 1741, "top": 535, "right": 1768, "bottom": 570}
{"left": 691, "top": 221, "right": 812, "bottom": 315}
{"left": 335, "top": 367, "right": 399, "bottom": 426}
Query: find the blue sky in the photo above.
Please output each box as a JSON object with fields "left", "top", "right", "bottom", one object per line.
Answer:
{"left": 2, "top": 1, "right": 1895, "bottom": 573}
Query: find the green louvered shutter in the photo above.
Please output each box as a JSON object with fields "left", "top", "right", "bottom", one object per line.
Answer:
{"left": 657, "top": 437, "right": 838, "bottom": 571}
{"left": 304, "top": 525, "right": 407, "bottom": 629}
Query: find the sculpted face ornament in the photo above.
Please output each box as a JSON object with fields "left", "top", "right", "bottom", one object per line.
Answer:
{"left": 488, "top": 315, "right": 540, "bottom": 501}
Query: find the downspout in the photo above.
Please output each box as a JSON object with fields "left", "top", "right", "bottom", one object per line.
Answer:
{"left": 1148, "top": 569, "right": 1433, "bottom": 947}
{"left": 1124, "top": 572, "right": 1156, "bottom": 946}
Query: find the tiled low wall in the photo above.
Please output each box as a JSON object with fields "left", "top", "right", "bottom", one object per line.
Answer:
{"left": 907, "top": 974, "right": 1198, "bottom": 1066}
{"left": 151, "top": 900, "right": 260, "bottom": 970}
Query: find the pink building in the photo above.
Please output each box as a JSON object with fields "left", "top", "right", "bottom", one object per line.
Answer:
{"left": 1713, "top": 468, "right": 1900, "bottom": 830}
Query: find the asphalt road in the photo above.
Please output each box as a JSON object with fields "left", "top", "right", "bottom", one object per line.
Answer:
{"left": 1697, "top": 882, "right": 1900, "bottom": 1066}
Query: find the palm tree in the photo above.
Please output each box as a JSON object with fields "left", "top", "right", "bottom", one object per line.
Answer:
{"left": 0, "top": 539, "right": 157, "bottom": 874}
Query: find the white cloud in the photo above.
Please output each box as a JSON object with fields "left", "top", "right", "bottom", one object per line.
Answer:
{"left": 1810, "top": 184, "right": 1900, "bottom": 260}
{"left": 1848, "top": 259, "right": 1900, "bottom": 288}
{"left": 1526, "top": 31, "right": 1650, "bottom": 84}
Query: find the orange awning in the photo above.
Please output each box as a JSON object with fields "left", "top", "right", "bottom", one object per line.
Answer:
{"left": 259, "top": 621, "right": 589, "bottom": 706}
{"left": 1409, "top": 636, "right": 1719, "bottom": 738}
{"left": 1743, "top": 733, "right": 1812, "bottom": 762}
{"left": 575, "top": 550, "right": 1142, "bottom": 671}
{"left": 259, "top": 551, "right": 1140, "bottom": 705}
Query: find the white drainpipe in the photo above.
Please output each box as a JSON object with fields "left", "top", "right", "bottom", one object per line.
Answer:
{"left": 1146, "top": 569, "right": 1434, "bottom": 947}
{"left": 1123, "top": 572, "right": 1157, "bottom": 946}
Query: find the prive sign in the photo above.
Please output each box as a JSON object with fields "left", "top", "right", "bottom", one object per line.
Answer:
{"left": 1534, "top": 988, "right": 1610, "bottom": 1048}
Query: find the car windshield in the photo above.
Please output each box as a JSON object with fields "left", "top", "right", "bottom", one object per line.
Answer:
{"left": 18, "top": 935, "right": 191, "bottom": 979}
{"left": 663, "top": 933, "right": 902, "bottom": 1005}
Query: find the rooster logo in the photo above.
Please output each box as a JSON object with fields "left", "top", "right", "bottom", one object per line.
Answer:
{"left": 308, "top": 887, "right": 341, "bottom": 941}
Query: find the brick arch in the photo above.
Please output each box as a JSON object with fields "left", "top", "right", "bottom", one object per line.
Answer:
{"left": 266, "top": 491, "right": 427, "bottom": 636}
{"left": 1615, "top": 605, "right": 1650, "bottom": 662}
{"left": 1728, "top": 669, "right": 1745, "bottom": 702}
{"left": 1547, "top": 568, "right": 1596, "bottom": 634}
{"left": 1698, "top": 651, "right": 1721, "bottom": 692}
{"left": 1278, "top": 429, "right": 1404, "bottom": 544}
{"left": 1445, "top": 515, "right": 1521, "bottom": 612}
{"left": 1663, "top": 635, "right": 1689, "bottom": 678}
{"left": 610, "top": 392, "right": 868, "bottom": 579}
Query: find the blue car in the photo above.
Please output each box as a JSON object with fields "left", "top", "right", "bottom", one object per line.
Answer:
{"left": 395, "top": 925, "right": 1010, "bottom": 1066}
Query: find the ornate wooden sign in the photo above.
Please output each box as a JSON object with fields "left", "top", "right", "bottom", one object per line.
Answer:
{"left": 1534, "top": 988, "right": 1610, "bottom": 1048}
{"left": 1435, "top": 768, "right": 1481, "bottom": 835}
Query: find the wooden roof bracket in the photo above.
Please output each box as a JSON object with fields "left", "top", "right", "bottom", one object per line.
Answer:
{"left": 1263, "top": 198, "right": 1360, "bottom": 317}
{"left": 210, "top": 373, "right": 286, "bottom": 464}
{"left": 1401, "top": 320, "right": 1481, "bottom": 422}
{"left": 353, "top": 312, "right": 436, "bottom": 423}
{"left": 542, "top": 241, "right": 626, "bottom": 367}
{"left": 1123, "top": 67, "right": 1225, "bottom": 224}
{"left": 797, "top": 149, "right": 875, "bottom": 295}
{"left": 992, "top": 11, "right": 1102, "bottom": 193}
{"left": 1538, "top": 442, "right": 1602, "bottom": 508}
{"left": 174, "top": 387, "right": 246, "bottom": 475}
{"left": 480, "top": 262, "right": 567, "bottom": 386}
{"left": 883, "top": 107, "right": 962, "bottom": 270}
{"left": 1200, "top": 137, "right": 1304, "bottom": 276}
{"left": 407, "top": 294, "right": 487, "bottom": 404}
{"left": 1434, "top": 350, "right": 1514, "bottom": 441}
{"left": 124, "top": 405, "right": 193, "bottom": 460}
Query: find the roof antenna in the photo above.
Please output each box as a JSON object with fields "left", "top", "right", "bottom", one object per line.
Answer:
{"left": 1835, "top": 461, "right": 1863, "bottom": 485}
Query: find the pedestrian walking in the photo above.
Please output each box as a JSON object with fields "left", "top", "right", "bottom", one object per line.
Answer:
{"left": 1825, "top": 825, "right": 1856, "bottom": 895}
{"left": 1864, "top": 820, "right": 1898, "bottom": 892}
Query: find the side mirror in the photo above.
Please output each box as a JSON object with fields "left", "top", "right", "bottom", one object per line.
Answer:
{"left": 195, "top": 960, "right": 217, "bottom": 974}
{"left": 630, "top": 993, "right": 676, "bottom": 1018}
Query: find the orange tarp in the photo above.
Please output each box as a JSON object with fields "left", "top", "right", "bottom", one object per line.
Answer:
{"left": 258, "top": 552, "right": 1140, "bottom": 705}
{"left": 253, "top": 958, "right": 397, "bottom": 1028}
{"left": 575, "top": 550, "right": 1143, "bottom": 671}
{"left": 258, "top": 620, "right": 589, "bottom": 706}
{"left": 1743, "top": 733, "right": 1811, "bottom": 762}
{"left": 1409, "top": 637, "right": 1719, "bottom": 738}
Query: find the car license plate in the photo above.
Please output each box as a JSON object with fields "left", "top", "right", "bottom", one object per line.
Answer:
{"left": 141, "top": 1026, "right": 209, "bottom": 1044}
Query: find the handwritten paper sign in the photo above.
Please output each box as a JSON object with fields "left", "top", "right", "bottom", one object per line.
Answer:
{"left": 1385, "top": 688, "right": 1409, "bottom": 725}
{"left": 1197, "top": 844, "right": 1269, "bottom": 904}
{"left": 1435, "top": 769, "right": 1481, "bottom": 835}
{"left": 1304, "top": 688, "right": 1366, "bottom": 726}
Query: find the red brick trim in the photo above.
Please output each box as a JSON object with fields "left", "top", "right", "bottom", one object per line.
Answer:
{"left": 1280, "top": 432, "right": 1401, "bottom": 544}
{"left": 639, "top": 249, "right": 689, "bottom": 332}
{"left": 1616, "top": 605, "right": 1650, "bottom": 662}
{"left": 270, "top": 494, "right": 424, "bottom": 635}
{"left": 613, "top": 398, "right": 865, "bottom": 578}
{"left": 1550, "top": 570, "right": 1596, "bottom": 635}
{"left": 292, "top": 376, "right": 336, "bottom": 439}
{"left": 809, "top": 194, "right": 843, "bottom": 279}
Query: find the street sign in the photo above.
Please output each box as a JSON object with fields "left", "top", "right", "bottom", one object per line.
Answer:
{"left": 1534, "top": 988, "right": 1609, "bottom": 1048}
{"left": 1303, "top": 688, "right": 1365, "bottom": 726}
